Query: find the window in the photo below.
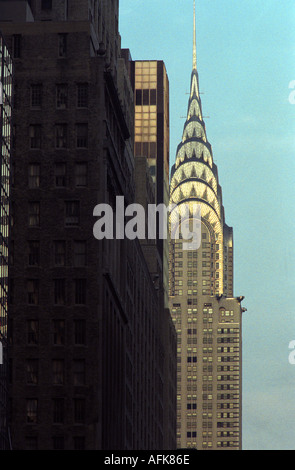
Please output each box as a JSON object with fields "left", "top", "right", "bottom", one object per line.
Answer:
{"left": 54, "top": 163, "right": 66, "bottom": 187}
{"left": 53, "top": 319, "right": 65, "bottom": 345}
{"left": 73, "top": 436, "right": 85, "bottom": 450}
{"left": 56, "top": 84, "right": 68, "bottom": 109}
{"left": 27, "top": 320, "right": 39, "bottom": 345}
{"left": 74, "top": 320, "right": 86, "bottom": 345}
{"left": 28, "top": 241, "right": 40, "bottom": 266}
{"left": 31, "top": 85, "right": 42, "bottom": 108}
{"left": 12, "top": 35, "right": 21, "bottom": 59}
{"left": 58, "top": 34, "right": 67, "bottom": 58}
{"left": 28, "top": 202, "right": 40, "bottom": 226}
{"left": 27, "top": 280, "right": 39, "bottom": 305}
{"left": 26, "top": 359, "right": 38, "bottom": 385}
{"left": 75, "top": 163, "right": 87, "bottom": 186}
{"left": 41, "top": 0, "right": 52, "bottom": 9}
{"left": 74, "top": 398, "right": 85, "bottom": 424}
{"left": 52, "top": 436, "right": 64, "bottom": 450}
{"left": 76, "top": 124, "right": 88, "bottom": 148}
{"left": 77, "top": 83, "right": 88, "bottom": 108}
{"left": 28, "top": 164, "right": 40, "bottom": 188}
{"left": 55, "top": 124, "right": 67, "bottom": 148}
{"left": 53, "top": 398, "right": 64, "bottom": 424}
{"left": 73, "top": 360, "right": 85, "bottom": 386}
{"left": 29, "top": 125, "right": 41, "bottom": 149}
{"left": 25, "top": 437, "right": 38, "bottom": 450}
{"left": 65, "top": 201, "right": 80, "bottom": 226}
{"left": 54, "top": 241, "right": 66, "bottom": 266}
{"left": 26, "top": 399, "right": 38, "bottom": 424}
{"left": 74, "top": 241, "right": 86, "bottom": 266}
{"left": 52, "top": 360, "right": 64, "bottom": 385}
{"left": 54, "top": 279, "right": 66, "bottom": 305}
{"left": 74, "top": 279, "right": 86, "bottom": 305}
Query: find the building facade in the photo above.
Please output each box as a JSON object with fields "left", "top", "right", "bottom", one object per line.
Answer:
{"left": 169, "top": 2, "right": 244, "bottom": 450}
{"left": 0, "top": 0, "right": 176, "bottom": 450}
{"left": 0, "top": 31, "right": 13, "bottom": 451}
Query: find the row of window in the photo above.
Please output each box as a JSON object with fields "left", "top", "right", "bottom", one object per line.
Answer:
{"left": 23, "top": 319, "right": 86, "bottom": 346}
{"left": 11, "top": 240, "right": 87, "bottom": 267}
{"left": 25, "top": 435, "right": 85, "bottom": 451}
{"left": 28, "top": 83, "right": 88, "bottom": 109}
{"left": 24, "top": 123, "right": 89, "bottom": 150}
{"left": 26, "top": 162, "right": 88, "bottom": 188}
{"left": 24, "top": 358, "right": 86, "bottom": 386}
{"left": 13, "top": 32, "right": 70, "bottom": 60}
{"left": 13, "top": 200, "right": 82, "bottom": 227}
{"left": 11, "top": 279, "right": 87, "bottom": 305}
{"left": 26, "top": 397, "right": 86, "bottom": 425}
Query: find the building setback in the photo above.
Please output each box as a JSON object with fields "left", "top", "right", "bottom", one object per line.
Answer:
{"left": 0, "top": 31, "right": 13, "bottom": 451}
{"left": 169, "top": 1, "right": 245, "bottom": 450}
{"left": 0, "top": 0, "right": 176, "bottom": 450}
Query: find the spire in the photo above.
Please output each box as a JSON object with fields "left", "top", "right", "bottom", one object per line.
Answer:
{"left": 193, "top": 0, "right": 197, "bottom": 70}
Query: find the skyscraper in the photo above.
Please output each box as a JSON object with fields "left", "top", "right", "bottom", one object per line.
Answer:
{"left": 0, "top": 0, "right": 176, "bottom": 450}
{"left": 0, "top": 31, "right": 13, "bottom": 450}
{"left": 169, "top": 1, "right": 245, "bottom": 450}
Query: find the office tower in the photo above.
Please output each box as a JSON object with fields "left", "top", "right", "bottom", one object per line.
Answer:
{"left": 0, "top": 0, "right": 175, "bottom": 450}
{"left": 169, "top": 1, "right": 244, "bottom": 450}
{"left": 131, "top": 60, "right": 175, "bottom": 448}
{"left": 0, "top": 31, "right": 13, "bottom": 450}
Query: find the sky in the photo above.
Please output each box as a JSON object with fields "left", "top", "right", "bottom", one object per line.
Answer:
{"left": 119, "top": 0, "right": 295, "bottom": 450}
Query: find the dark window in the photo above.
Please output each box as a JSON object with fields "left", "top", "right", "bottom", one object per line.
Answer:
{"left": 27, "top": 320, "right": 39, "bottom": 345}
{"left": 54, "top": 279, "right": 66, "bottom": 305}
{"left": 25, "top": 437, "right": 38, "bottom": 450}
{"left": 28, "top": 241, "right": 40, "bottom": 266}
{"left": 28, "top": 202, "right": 40, "bottom": 226}
{"left": 74, "top": 398, "right": 85, "bottom": 423}
{"left": 143, "top": 89, "right": 149, "bottom": 106}
{"left": 74, "top": 279, "right": 86, "bottom": 305}
{"left": 76, "top": 123, "right": 88, "bottom": 148}
{"left": 54, "top": 241, "right": 66, "bottom": 266}
{"left": 53, "top": 319, "right": 65, "bottom": 345}
{"left": 31, "top": 85, "right": 42, "bottom": 108}
{"left": 28, "top": 164, "right": 40, "bottom": 188}
{"left": 26, "top": 359, "right": 38, "bottom": 385}
{"left": 56, "top": 84, "right": 68, "bottom": 109}
{"left": 77, "top": 83, "right": 88, "bottom": 108}
{"left": 73, "top": 360, "right": 85, "bottom": 386}
{"left": 65, "top": 201, "right": 80, "bottom": 226}
{"left": 75, "top": 163, "right": 87, "bottom": 187}
{"left": 53, "top": 398, "right": 64, "bottom": 424}
{"left": 73, "top": 436, "right": 85, "bottom": 450}
{"left": 26, "top": 399, "right": 38, "bottom": 424}
{"left": 29, "top": 125, "right": 41, "bottom": 149}
{"left": 52, "top": 360, "right": 64, "bottom": 385}
{"left": 12, "top": 35, "right": 21, "bottom": 59}
{"left": 27, "top": 280, "right": 39, "bottom": 305}
{"left": 54, "top": 163, "right": 66, "bottom": 187}
{"left": 55, "top": 124, "right": 67, "bottom": 148}
{"left": 74, "top": 320, "right": 86, "bottom": 345}
{"left": 135, "top": 89, "right": 142, "bottom": 106}
{"left": 58, "top": 34, "right": 67, "bottom": 58}
{"left": 73, "top": 241, "right": 86, "bottom": 267}
{"left": 52, "top": 436, "right": 64, "bottom": 450}
{"left": 150, "top": 88, "right": 157, "bottom": 105}
{"left": 41, "top": 0, "right": 52, "bottom": 9}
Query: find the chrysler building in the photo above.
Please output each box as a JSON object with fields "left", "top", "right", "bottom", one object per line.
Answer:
{"left": 169, "top": 1, "right": 245, "bottom": 450}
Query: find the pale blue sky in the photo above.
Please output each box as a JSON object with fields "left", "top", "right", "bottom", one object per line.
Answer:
{"left": 119, "top": 0, "right": 295, "bottom": 450}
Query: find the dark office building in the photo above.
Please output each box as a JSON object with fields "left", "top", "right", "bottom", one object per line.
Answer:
{"left": 0, "top": 31, "right": 13, "bottom": 450}
{"left": 0, "top": 0, "right": 176, "bottom": 450}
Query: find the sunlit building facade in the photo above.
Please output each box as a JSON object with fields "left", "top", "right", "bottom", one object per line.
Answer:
{"left": 0, "top": 31, "right": 13, "bottom": 450}
{"left": 169, "top": 2, "right": 245, "bottom": 450}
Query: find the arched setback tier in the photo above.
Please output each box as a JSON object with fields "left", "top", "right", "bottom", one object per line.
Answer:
{"left": 169, "top": 199, "right": 224, "bottom": 295}
{"left": 170, "top": 161, "right": 217, "bottom": 194}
